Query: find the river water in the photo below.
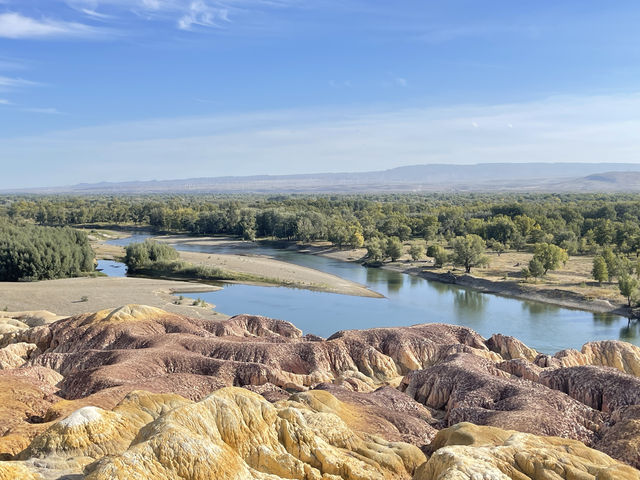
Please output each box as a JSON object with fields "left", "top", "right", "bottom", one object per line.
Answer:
{"left": 106, "top": 234, "right": 639, "bottom": 353}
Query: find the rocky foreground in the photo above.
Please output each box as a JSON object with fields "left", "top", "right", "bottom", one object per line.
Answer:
{"left": 0, "top": 305, "right": 639, "bottom": 479}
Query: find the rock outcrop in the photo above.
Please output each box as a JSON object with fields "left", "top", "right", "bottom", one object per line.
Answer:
{"left": 540, "top": 364, "right": 640, "bottom": 412}
{"left": 415, "top": 422, "right": 640, "bottom": 480}
{"left": 0, "top": 342, "right": 37, "bottom": 369}
{"left": 399, "top": 352, "right": 602, "bottom": 444}
{"left": 16, "top": 388, "right": 425, "bottom": 480}
{"left": 545, "top": 340, "right": 640, "bottom": 375}
{"left": 18, "top": 305, "right": 505, "bottom": 401}
{"left": 0, "top": 304, "right": 640, "bottom": 478}
{"left": 595, "top": 405, "right": 640, "bottom": 469}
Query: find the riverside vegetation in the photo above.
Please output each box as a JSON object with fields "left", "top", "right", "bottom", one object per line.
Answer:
{"left": 4, "top": 193, "right": 640, "bottom": 306}
{"left": 124, "top": 239, "right": 285, "bottom": 285}
{"left": 124, "top": 239, "right": 235, "bottom": 280}
{"left": 0, "top": 217, "right": 95, "bottom": 282}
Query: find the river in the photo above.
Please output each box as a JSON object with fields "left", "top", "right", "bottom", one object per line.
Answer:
{"left": 106, "top": 234, "right": 639, "bottom": 353}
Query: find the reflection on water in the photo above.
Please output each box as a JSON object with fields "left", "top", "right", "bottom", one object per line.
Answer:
{"left": 593, "top": 312, "right": 619, "bottom": 326}
{"left": 620, "top": 322, "right": 640, "bottom": 342}
{"left": 365, "top": 268, "right": 404, "bottom": 291}
{"left": 106, "top": 235, "right": 637, "bottom": 353}
{"left": 521, "top": 301, "right": 561, "bottom": 316}
{"left": 426, "top": 279, "right": 455, "bottom": 295}
{"left": 386, "top": 274, "right": 404, "bottom": 294}
{"left": 453, "top": 289, "right": 488, "bottom": 316}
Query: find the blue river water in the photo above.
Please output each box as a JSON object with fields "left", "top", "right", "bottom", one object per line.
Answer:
{"left": 106, "top": 234, "right": 639, "bottom": 353}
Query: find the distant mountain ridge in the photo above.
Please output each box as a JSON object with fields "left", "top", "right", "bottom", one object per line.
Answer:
{"left": 6, "top": 163, "right": 640, "bottom": 194}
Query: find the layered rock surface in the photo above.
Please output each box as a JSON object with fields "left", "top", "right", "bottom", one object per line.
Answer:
{"left": 415, "top": 422, "right": 640, "bottom": 480}
{"left": 0, "top": 304, "right": 639, "bottom": 478}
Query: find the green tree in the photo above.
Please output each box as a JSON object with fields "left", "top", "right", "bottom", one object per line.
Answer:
{"left": 601, "top": 247, "right": 619, "bottom": 281}
{"left": 125, "top": 240, "right": 179, "bottom": 272}
{"left": 427, "top": 244, "right": 448, "bottom": 267}
{"left": 532, "top": 243, "right": 568, "bottom": 275}
{"left": 349, "top": 231, "right": 365, "bottom": 248}
{"left": 487, "top": 239, "right": 507, "bottom": 256}
{"left": 591, "top": 256, "right": 608, "bottom": 285}
{"left": 0, "top": 221, "right": 94, "bottom": 281}
{"left": 426, "top": 244, "right": 441, "bottom": 258}
{"left": 408, "top": 241, "right": 425, "bottom": 261}
{"left": 365, "top": 237, "right": 387, "bottom": 263}
{"left": 433, "top": 249, "right": 449, "bottom": 268}
{"left": 451, "top": 234, "right": 488, "bottom": 273}
{"left": 527, "top": 257, "right": 545, "bottom": 279}
{"left": 513, "top": 215, "right": 536, "bottom": 237}
{"left": 386, "top": 236, "right": 403, "bottom": 262}
{"left": 618, "top": 274, "right": 639, "bottom": 307}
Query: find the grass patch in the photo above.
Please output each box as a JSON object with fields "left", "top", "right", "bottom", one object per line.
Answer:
{"left": 129, "top": 259, "right": 297, "bottom": 287}
{"left": 79, "top": 270, "right": 108, "bottom": 278}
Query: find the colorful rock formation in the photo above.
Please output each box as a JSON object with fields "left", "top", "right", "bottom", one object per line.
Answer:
{"left": 0, "top": 304, "right": 639, "bottom": 478}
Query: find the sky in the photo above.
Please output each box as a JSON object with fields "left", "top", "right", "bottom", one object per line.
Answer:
{"left": 1, "top": 1, "right": 640, "bottom": 188}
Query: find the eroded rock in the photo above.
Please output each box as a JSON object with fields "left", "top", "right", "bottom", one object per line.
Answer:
{"left": 415, "top": 422, "right": 640, "bottom": 480}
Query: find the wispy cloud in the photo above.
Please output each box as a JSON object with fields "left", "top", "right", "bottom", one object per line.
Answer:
{"left": 2, "top": 92, "right": 640, "bottom": 188}
{"left": 0, "top": 75, "right": 40, "bottom": 90}
{"left": 0, "top": 12, "right": 111, "bottom": 39}
{"left": 63, "top": 0, "right": 301, "bottom": 33}
{"left": 0, "top": 98, "right": 10, "bottom": 105}
{"left": 79, "top": 8, "right": 114, "bottom": 20}
{"left": 177, "top": 1, "right": 229, "bottom": 30}
{"left": 21, "top": 106, "right": 63, "bottom": 114}
{"left": 415, "top": 23, "right": 538, "bottom": 44}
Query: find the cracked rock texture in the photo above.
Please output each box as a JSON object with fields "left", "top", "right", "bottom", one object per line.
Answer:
{"left": 0, "top": 305, "right": 639, "bottom": 478}
{"left": 415, "top": 422, "right": 640, "bottom": 480}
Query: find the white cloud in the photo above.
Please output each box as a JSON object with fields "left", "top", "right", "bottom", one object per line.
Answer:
{"left": 416, "top": 24, "right": 537, "bottom": 44}
{"left": 22, "top": 107, "right": 62, "bottom": 114}
{"left": 0, "top": 12, "right": 110, "bottom": 39}
{"left": 0, "top": 75, "right": 40, "bottom": 90}
{"left": 79, "top": 8, "right": 114, "bottom": 20}
{"left": 178, "top": 1, "right": 222, "bottom": 30}
{"left": 2, "top": 92, "right": 640, "bottom": 188}
{"left": 0, "top": 98, "right": 10, "bottom": 104}
{"left": 64, "top": 0, "right": 301, "bottom": 32}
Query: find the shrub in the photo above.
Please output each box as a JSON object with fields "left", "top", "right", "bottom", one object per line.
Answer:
{"left": 124, "top": 240, "right": 179, "bottom": 272}
{"left": 0, "top": 220, "right": 95, "bottom": 281}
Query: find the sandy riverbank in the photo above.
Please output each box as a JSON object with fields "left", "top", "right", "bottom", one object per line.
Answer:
{"left": 290, "top": 241, "right": 634, "bottom": 317}
{"left": 0, "top": 277, "right": 225, "bottom": 320}
{"left": 382, "top": 264, "right": 632, "bottom": 316}
{"left": 94, "top": 234, "right": 380, "bottom": 298}
{"left": 92, "top": 231, "right": 631, "bottom": 315}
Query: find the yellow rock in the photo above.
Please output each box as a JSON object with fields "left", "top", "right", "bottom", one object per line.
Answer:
{"left": 20, "top": 391, "right": 191, "bottom": 472}
{"left": 415, "top": 422, "right": 640, "bottom": 480}
{"left": 0, "top": 462, "right": 42, "bottom": 480}
{"left": 83, "top": 305, "right": 172, "bottom": 325}
{"left": 557, "top": 340, "right": 640, "bottom": 376}
{"left": 83, "top": 387, "right": 424, "bottom": 480}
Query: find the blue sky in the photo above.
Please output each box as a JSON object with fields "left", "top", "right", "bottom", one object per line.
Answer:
{"left": 1, "top": 1, "right": 640, "bottom": 188}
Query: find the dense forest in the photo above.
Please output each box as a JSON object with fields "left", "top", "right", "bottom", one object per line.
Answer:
{"left": 0, "top": 217, "right": 95, "bottom": 281}
{"left": 3, "top": 193, "right": 640, "bottom": 256}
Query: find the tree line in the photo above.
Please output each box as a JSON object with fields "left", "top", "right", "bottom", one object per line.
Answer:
{"left": 5, "top": 193, "right": 640, "bottom": 256}
{"left": 0, "top": 217, "right": 95, "bottom": 281}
